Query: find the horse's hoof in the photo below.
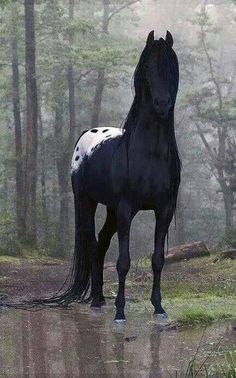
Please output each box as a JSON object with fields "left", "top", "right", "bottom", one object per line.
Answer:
{"left": 154, "top": 312, "right": 168, "bottom": 320}
{"left": 114, "top": 313, "right": 126, "bottom": 323}
{"left": 90, "top": 304, "right": 101, "bottom": 312}
{"left": 114, "top": 318, "right": 126, "bottom": 323}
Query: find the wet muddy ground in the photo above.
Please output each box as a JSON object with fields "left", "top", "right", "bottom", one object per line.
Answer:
{"left": 0, "top": 259, "right": 235, "bottom": 377}
{"left": 0, "top": 305, "right": 235, "bottom": 377}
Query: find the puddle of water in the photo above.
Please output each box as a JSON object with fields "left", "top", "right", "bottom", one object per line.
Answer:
{"left": 0, "top": 303, "right": 235, "bottom": 377}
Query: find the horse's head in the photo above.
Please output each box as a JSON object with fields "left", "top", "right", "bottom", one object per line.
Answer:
{"left": 135, "top": 30, "right": 179, "bottom": 120}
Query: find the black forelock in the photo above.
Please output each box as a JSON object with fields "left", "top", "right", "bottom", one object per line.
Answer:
{"left": 123, "top": 37, "right": 179, "bottom": 134}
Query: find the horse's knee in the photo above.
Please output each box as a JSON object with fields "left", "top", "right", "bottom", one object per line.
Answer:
{"left": 152, "top": 253, "right": 165, "bottom": 273}
{"left": 117, "top": 256, "right": 130, "bottom": 277}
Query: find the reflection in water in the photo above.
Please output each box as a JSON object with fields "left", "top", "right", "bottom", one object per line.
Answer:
{"left": 113, "top": 330, "right": 125, "bottom": 378}
{"left": 0, "top": 305, "right": 234, "bottom": 377}
{"left": 149, "top": 325, "right": 162, "bottom": 378}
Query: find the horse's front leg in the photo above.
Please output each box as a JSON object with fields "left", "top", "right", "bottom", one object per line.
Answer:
{"left": 151, "top": 207, "right": 173, "bottom": 317}
{"left": 114, "top": 199, "right": 135, "bottom": 322}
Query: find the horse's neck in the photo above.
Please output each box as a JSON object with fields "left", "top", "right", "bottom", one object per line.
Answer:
{"left": 133, "top": 101, "right": 175, "bottom": 159}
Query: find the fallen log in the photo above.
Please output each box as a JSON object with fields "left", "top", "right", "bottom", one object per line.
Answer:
{"left": 166, "top": 241, "right": 209, "bottom": 263}
{"left": 104, "top": 241, "right": 209, "bottom": 271}
{"left": 220, "top": 249, "right": 236, "bottom": 260}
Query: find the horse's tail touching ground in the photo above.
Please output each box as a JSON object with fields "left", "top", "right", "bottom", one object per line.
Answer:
{"left": 0, "top": 247, "right": 91, "bottom": 310}
{"left": 0, "top": 195, "right": 91, "bottom": 310}
{"left": 30, "top": 227, "right": 91, "bottom": 308}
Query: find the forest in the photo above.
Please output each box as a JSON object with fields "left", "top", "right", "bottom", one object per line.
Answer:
{"left": 0, "top": 0, "right": 235, "bottom": 259}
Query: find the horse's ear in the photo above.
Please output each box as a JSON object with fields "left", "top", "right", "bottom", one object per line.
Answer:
{"left": 165, "top": 30, "right": 173, "bottom": 47}
{"left": 146, "top": 30, "right": 154, "bottom": 47}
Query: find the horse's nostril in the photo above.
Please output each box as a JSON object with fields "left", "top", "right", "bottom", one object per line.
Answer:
{"left": 154, "top": 98, "right": 159, "bottom": 106}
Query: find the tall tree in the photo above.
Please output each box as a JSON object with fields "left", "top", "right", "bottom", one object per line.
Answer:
{"left": 11, "top": 0, "right": 25, "bottom": 240}
{"left": 90, "top": 0, "right": 109, "bottom": 129}
{"left": 38, "top": 91, "right": 48, "bottom": 244}
{"left": 24, "top": 0, "right": 38, "bottom": 247}
{"left": 188, "top": 6, "right": 236, "bottom": 232}
{"left": 54, "top": 81, "right": 70, "bottom": 257}
{"left": 91, "top": 0, "right": 139, "bottom": 129}
{"left": 55, "top": 0, "right": 76, "bottom": 257}
{"left": 67, "top": 0, "right": 76, "bottom": 151}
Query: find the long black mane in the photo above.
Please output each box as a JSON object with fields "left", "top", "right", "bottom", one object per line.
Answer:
{"left": 123, "top": 38, "right": 181, "bottom": 209}
{"left": 123, "top": 39, "right": 179, "bottom": 131}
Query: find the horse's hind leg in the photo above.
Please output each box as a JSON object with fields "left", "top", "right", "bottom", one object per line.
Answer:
{"left": 91, "top": 207, "right": 117, "bottom": 309}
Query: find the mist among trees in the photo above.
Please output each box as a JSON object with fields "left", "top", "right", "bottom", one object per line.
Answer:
{"left": 0, "top": 0, "right": 235, "bottom": 259}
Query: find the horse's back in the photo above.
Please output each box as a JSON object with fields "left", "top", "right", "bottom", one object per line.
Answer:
{"left": 71, "top": 127, "right": 123, "bottom": 172}
{"left": 71, "top": 127, "right": 124, "bottom": 206}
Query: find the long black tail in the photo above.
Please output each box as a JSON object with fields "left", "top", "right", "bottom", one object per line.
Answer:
{"left": 28, "top": 239, "right": 91, "bottom": 308}
{"left": 0, "top": 130, "right": 94, "bottom": 310}
{"left": 1, "top": 205, "right": 91, "bottom": 310}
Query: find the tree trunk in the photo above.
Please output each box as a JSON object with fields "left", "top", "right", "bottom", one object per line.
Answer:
{"left": 67, "top": 64, "right": 76, "bottom": 145}
{"left": 90, "top": 0, "right": 109, "bottom": 128}
{"left": 11, "top": 0, "right": 25, "bottom": 240}
{"left": 222, "top": 186, "right": 234, "bottom": 232}
{"left": 167, "top": 241, "right": 209, "bottom": 263}
{"left": 24, "top": 0, "right": 38, "bottom": 247}
{"left": 57, "top": 160, "right": 70, "bottom": 257}
{"left": 90, "top": 68, "right": 105, "bottom": 128}
{"left": 38, "top": 94, "right": 48, "bottom": 244}
{"left": 217, "top": 159, "right": 234, "bottom": 232}
{"left": 67, "top": 0, "right": 76, "bottom": 149}
{"left": 54, "top": 99, "right": 70, "bottom": 258}
{"left": 52, "top": 0, "right": 77, "bottom": 258}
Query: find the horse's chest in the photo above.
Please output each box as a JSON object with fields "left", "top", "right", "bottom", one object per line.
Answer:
{"left": 129, "top": 155, "right": 171, "bottom": 201}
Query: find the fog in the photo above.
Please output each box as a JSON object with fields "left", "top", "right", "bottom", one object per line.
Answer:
{"left": 0, "top": 0, "right": 235, "bottom": 259}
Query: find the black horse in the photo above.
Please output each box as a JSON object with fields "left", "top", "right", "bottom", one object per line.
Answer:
{"left": 14, "top": 30, "right": 181, "bottom": 322}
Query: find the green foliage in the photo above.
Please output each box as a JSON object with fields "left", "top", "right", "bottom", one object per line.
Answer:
{"left": 0, "top": 0, "right": 10, "bottom": 8}
{"left": 177, "top": 308, "right": 214, "bottom": 326}
{"left": 0, "top": 0, "right": 140, "bottom": 255}
{"left": 223, "top": 351, "right": 236, "bottom": 377}
{"left": 172, "top": 350, "right": 236, "bottom": 377}
{"left": 0, "top": 0, "right": 235, "bottom": 254}
{"left": 125, "top": 256, "right": 236, "bottom": 325}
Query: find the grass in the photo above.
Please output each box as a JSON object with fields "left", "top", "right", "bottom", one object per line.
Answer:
{"left": 0, "top": 256, "right": 23, "bottom": 264}
{"left": 171, "top": 296, "right": 236, "bottom": 325}
{"left": 0, "top": 253, "right": 235, "bottom": 326}
{"left": 176, "top": 308, "right": 214, "bottom": 326}
{"left": 0, "top": 254, "right": 63, "bottom": 264}
{"left": 108, "top": 255, "right": 236, "bottom": 326}
{"left": 171, "top": 349, "right": 236, "bottom": 377}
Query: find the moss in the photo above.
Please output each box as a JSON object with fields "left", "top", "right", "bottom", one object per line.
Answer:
{"left": 118, "top": 256, "right": 236, "bottom": 326}
{"left": 0, "top": 256, "right": 22, "bottom": 264}
{"left": 177, "top": 308, "right": 214, "bottom": 325}
{"left": 0, "top": 254, "right": 62, "bottom": 265}
{"left": 1, "top": 254, "right": 236, "bottom": 327}
{"left": 171, "top": 350, "right": 236, "bottom": 377}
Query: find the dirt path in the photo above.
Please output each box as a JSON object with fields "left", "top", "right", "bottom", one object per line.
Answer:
{"left": 0, "top": 258, "right": 118, "bottom": 301}
{"left": 0, "top": 260, "right": 69, "bottom": 300}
